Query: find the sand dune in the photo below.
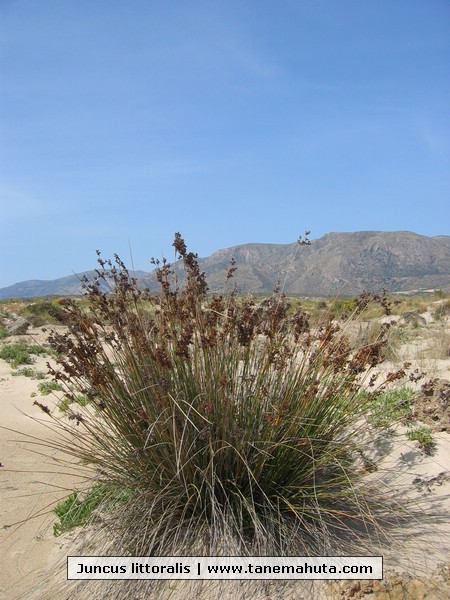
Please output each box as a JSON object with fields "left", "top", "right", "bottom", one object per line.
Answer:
{"left": 1, "top": 321, "right": 449, "bottom": 599}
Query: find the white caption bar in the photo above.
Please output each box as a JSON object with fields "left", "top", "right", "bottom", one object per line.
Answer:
{"left": 68, "top": 556, "right": 382, "bottom": 580}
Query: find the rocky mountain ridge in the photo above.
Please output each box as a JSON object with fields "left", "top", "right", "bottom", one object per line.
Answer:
{"left": 1, "top": 231, "right": 449, "bottom": 299}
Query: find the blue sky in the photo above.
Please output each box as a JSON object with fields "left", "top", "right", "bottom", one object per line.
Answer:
{"left": 1, "top": 0, "right": 449, "bottom": 288}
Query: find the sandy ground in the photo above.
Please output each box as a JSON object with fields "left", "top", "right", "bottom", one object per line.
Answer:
{"left": 1, "top": 321, "right": 449, "bottom": 599}
{"left": 0, "top": 346, "right": 83, "bottom": 600}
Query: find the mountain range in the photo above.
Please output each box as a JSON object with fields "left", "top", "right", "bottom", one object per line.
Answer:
{"left": 1, "top": 231, "right": 450, "bottom": 299}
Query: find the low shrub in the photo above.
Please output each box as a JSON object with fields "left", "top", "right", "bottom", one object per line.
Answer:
{"left": 22, "top": 299, "right": 65, "bottom": 327}
{"left": 0, "top": 328, "right": 8, "bottom": 340}
{"left": 367, "top": 387, "right": 415, "bottom": 429}
{"left": 37, "top": 381, "right": 63, "bottom": 395}
{"left": 53, "top": 483, "right": 132, "bottom": 536}
{"left": 406, "top": 425, "right": 436, "bottom": 454}
{"left": 11, "top": 367, "right": 46, "bottom": 379}
{"left": 433, "top": 299, "right": 450, "bottom": 321}
{"left": 0, "top": 342, "right": 45, "bottom": 368}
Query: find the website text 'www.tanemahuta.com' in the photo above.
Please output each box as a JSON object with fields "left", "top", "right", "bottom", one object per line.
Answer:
{"left": 67, "top": 556, "right": 382, "bottom": 580}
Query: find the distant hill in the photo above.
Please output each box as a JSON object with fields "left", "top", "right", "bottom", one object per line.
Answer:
{"left": 0, "top": 270, "right": 148, "bottom": 300}
{"left": 1, "top": 232, "right": 450, "bottom": 299}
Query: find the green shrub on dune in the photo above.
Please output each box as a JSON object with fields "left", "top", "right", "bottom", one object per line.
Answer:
{"left": 0, "top": 342, "right": 46, "bottom": 368}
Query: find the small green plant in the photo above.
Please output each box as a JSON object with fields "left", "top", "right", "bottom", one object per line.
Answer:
{"left": 37, "top": 381, "right": 63, "bottom": 395}
{"left": 0, "top": 343, "right": 33, "bottom": 366}
{"left": 58, "top": 394, "right": 91, "bottom": 412}
{"left": 11, "top": 366, "right": 36, "bottom": 377}
{"left": 53, "top": 483, "right": 132, "bottom": 536}
{"left": 58, "top": 396, "right": 72, "bottom": 412}
{"left": 74, "top": 394, "right": 90, "bottom": 407}
{"left": 11, "top": 367, "right": 46, "bottom": 379}
{"left": 0, "top": 342, "right": 45, "bottom": 368}
{"left": 27, "top": 343, "right": 46, "bottom": 355}
{"left": 53, "top": 492, "right": 80, "bottom": 536}
{"left": 367, "top": 387, "right": 415, "bottom": 429}
{"left": 406, "top": 425, "right": 436, "bottom": 454}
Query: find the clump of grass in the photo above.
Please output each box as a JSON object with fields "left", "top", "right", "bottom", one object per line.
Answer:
{"left": 43, "top": 234, "right": 409, "bottom": 569}
{"left": 389, "top": 295, "right": 431, "bottom": 316}
{"left": 426, "top": 325, "right": 450, "bottom": 360}
{"left": 0, "top": 342, "right": 46, "bottom": 368}
{"left": 433, "top": 299, "right": 450, "bottom": 322}
{"left": 383, "top": 324, "right": 413, "bottom": 362}
{"left": 434, "top": 289, "right": 447, "bottom": 300}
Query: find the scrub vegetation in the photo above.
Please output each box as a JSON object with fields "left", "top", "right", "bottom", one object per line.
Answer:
{"left": 0, "top": 342, "right": 46, "bottom": 368}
